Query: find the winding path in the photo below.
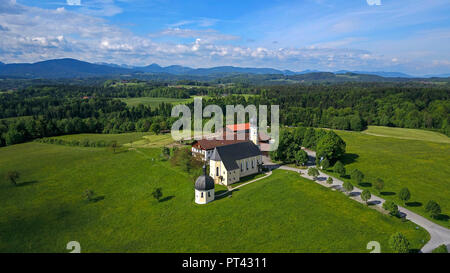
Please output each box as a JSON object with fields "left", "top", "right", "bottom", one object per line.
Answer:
{"left": 262, "top": 150, "right": 450, "bottom": 253}
{"left": 215, "top": 171, "right": 273, "bottom": 198}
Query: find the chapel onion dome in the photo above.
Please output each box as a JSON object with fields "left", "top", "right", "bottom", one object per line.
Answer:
{"left": 195, "top": 165, "right": 215, "bottom": 191}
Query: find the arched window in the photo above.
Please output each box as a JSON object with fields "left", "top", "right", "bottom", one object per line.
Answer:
{"left": 252, "top": 160, "right": 254, "bottom": 168}
{"left": 216, "top": 167, "right": 219, "bottom": 176}
{"left": 201, "top": 192, "right": 204, "bottom": 198}
{"left": 208, "top": 192, "right": 211, "bottom": 197}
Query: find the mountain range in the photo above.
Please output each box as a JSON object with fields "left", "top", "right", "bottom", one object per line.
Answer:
{"left": 0, "top": 58, "right": 447, "bottom": 79}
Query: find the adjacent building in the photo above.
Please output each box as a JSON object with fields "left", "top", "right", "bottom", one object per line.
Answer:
{"left": 191, "top": 122, "right": 271, "bottom": 160}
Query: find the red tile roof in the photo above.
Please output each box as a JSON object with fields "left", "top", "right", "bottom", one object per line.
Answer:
{"left": 192, "top": 131, "right": 271, "bottom": 151}
{"left": 226, "top": 123, "right": 250, "bottom": 132}
{"left": 192, "top": 137, "right": 247, "bottom": 150}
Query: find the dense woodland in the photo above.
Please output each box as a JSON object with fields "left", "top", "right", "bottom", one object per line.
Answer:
{"left": 0, "top": 80, "right": 448, "bottom": 147}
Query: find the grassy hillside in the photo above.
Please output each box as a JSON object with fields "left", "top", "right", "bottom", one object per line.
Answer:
{"left": 332, "top": 129, "right": 450, "bottom": 227}
{"left": 0, "top": 141, "right": 428, "bottom": 252}
{"left": 363, "top": 126, "right": 450, "bottom": 144}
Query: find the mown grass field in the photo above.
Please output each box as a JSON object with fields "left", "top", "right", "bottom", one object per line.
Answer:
{"left": 363, "top": 126, "right": 450, "bottom": 144}
{"left": 331, "top": 128, "right": 450, "bottom": 227}
{"left": 0, "top": 139, "right": 428, "bottom": 252}
{"left": 44, "top": 132, "right": 154, "bottom": 145}
{"left": 120, "top": 97, "right": 193, "bottom": 108}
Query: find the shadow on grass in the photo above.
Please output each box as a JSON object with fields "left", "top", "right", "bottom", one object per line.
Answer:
{"left": 112, "top": 149, "right": 128, "bottom": 154}
{"left": 405, "top": 201, "right": 422, "bottom": 207}
{"left": 340, "top": 153, "right": 359, "bottom": 165}
{"left": 358, "top": 182, "right": 372, "bottom": 187}
{"left": 215, "top": 189, "right": 240, "bottom": 201}
{"left": 17, "top": 180, "right": 39, "bottom": 187}
{"left": 159, "top": 195, "right": 175, "bottom": 203}
{"left": 215, "top": 190, "right": 227, "bottom": 195}
{"left": 91, "top": 196, "right": 105, "bottom": 203}
{"left": 381, "top": 191, "right": 396, "bottom": 196}
{"left": 434, "top": 214, "right": 450, "bottom": 222}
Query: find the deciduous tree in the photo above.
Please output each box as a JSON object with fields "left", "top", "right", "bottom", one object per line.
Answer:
{"left": 342, "top": 181, "right": 353, "bottom": 195}
{"left": 307, "top": 167, "right": 319, "bottom": 180}
{"left": 361, "top": 190, "right": 371, "bottom": 204}
{"left": 152, "top": 188, "right": 163, "bottom": 202}
{"left": 389, "top": 232, "right": 410, "bottom": 253}
{"left": 399, "top": 187, "right": 411, "bottom": 203}
{"left": 425, "top": 200, "right": 441, "bottom": 219}
{"left": 5, "top": 171, "right": 20, "bottom": 186}
{"left": 333, "top": 161, "right": 346, "bottom": 177}
{"left": 351, "top": 169, "right": 364, "bottom": 185}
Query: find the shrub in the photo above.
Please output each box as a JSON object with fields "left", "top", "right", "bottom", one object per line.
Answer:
{"left": 307, "top": 167, "right": 320, "bottom": 179}
{"left": 326, "top": 177, "right": 333, "bottom": 184}
{"left": 389, "top": 232, "right": 410, "bottom": 253}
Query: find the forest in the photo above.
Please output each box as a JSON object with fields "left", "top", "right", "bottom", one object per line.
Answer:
{"left": 0, "top": 80, "right": 448, "bottom": 147}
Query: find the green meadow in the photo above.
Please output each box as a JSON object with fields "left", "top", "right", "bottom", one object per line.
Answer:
{"left": 44, "top": 132, "right": 153, "bottom": 145}
{"left": 0, "top": 138, "right": 429, "bottom": 252}
{"left": 332, "top": 128, "right": 450, "bottom": 227}
{"left": 363, "top": 126, "right": 450, "bottom": 144}
{"left": 120, "top": 97, "right": 193, "bottom": 108}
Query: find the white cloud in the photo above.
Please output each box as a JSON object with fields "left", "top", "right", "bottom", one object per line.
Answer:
{"left": 150, "top": 28, "right": 239, "bottom": 42}
{"left": 366, "top": 0, "right": 381, "bottom": 6}
{"left": 0, "top": 0, "right": 446, "bottom": 75}
{"left": 67, "top": 0, "right": 81, "bottom": 6}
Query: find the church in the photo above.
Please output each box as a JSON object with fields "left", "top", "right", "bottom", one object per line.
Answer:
{"left": 209, "top": 141, "right": 262, "bottom": 186}
{"left": 194, "top": 140, "right": 263, "bottom": 204}
{"left": 194, "top": 119, "right": 263, "bottom": 204}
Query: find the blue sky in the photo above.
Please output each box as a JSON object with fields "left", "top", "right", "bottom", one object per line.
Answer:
{"left": 0, "top": 0, "right": 449, "bottom": 75}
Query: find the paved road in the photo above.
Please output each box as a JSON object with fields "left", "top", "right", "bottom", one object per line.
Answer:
{"left": 262, "top": 151, "right": 450, "bottom": 253}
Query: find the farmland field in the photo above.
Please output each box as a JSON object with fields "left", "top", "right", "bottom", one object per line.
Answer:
{"left": 331, "top": 128, "right": 450, "bottom": 227}
{"left": 0, "top": 139, "right": 429, "bottom": 252}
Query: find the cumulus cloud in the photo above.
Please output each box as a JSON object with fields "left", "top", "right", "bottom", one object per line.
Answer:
{"left": 366, "top": 0, "right": 381, "bottom": 6}
{"left": 0, "top": 0, "right": 411, "bottom": 72}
